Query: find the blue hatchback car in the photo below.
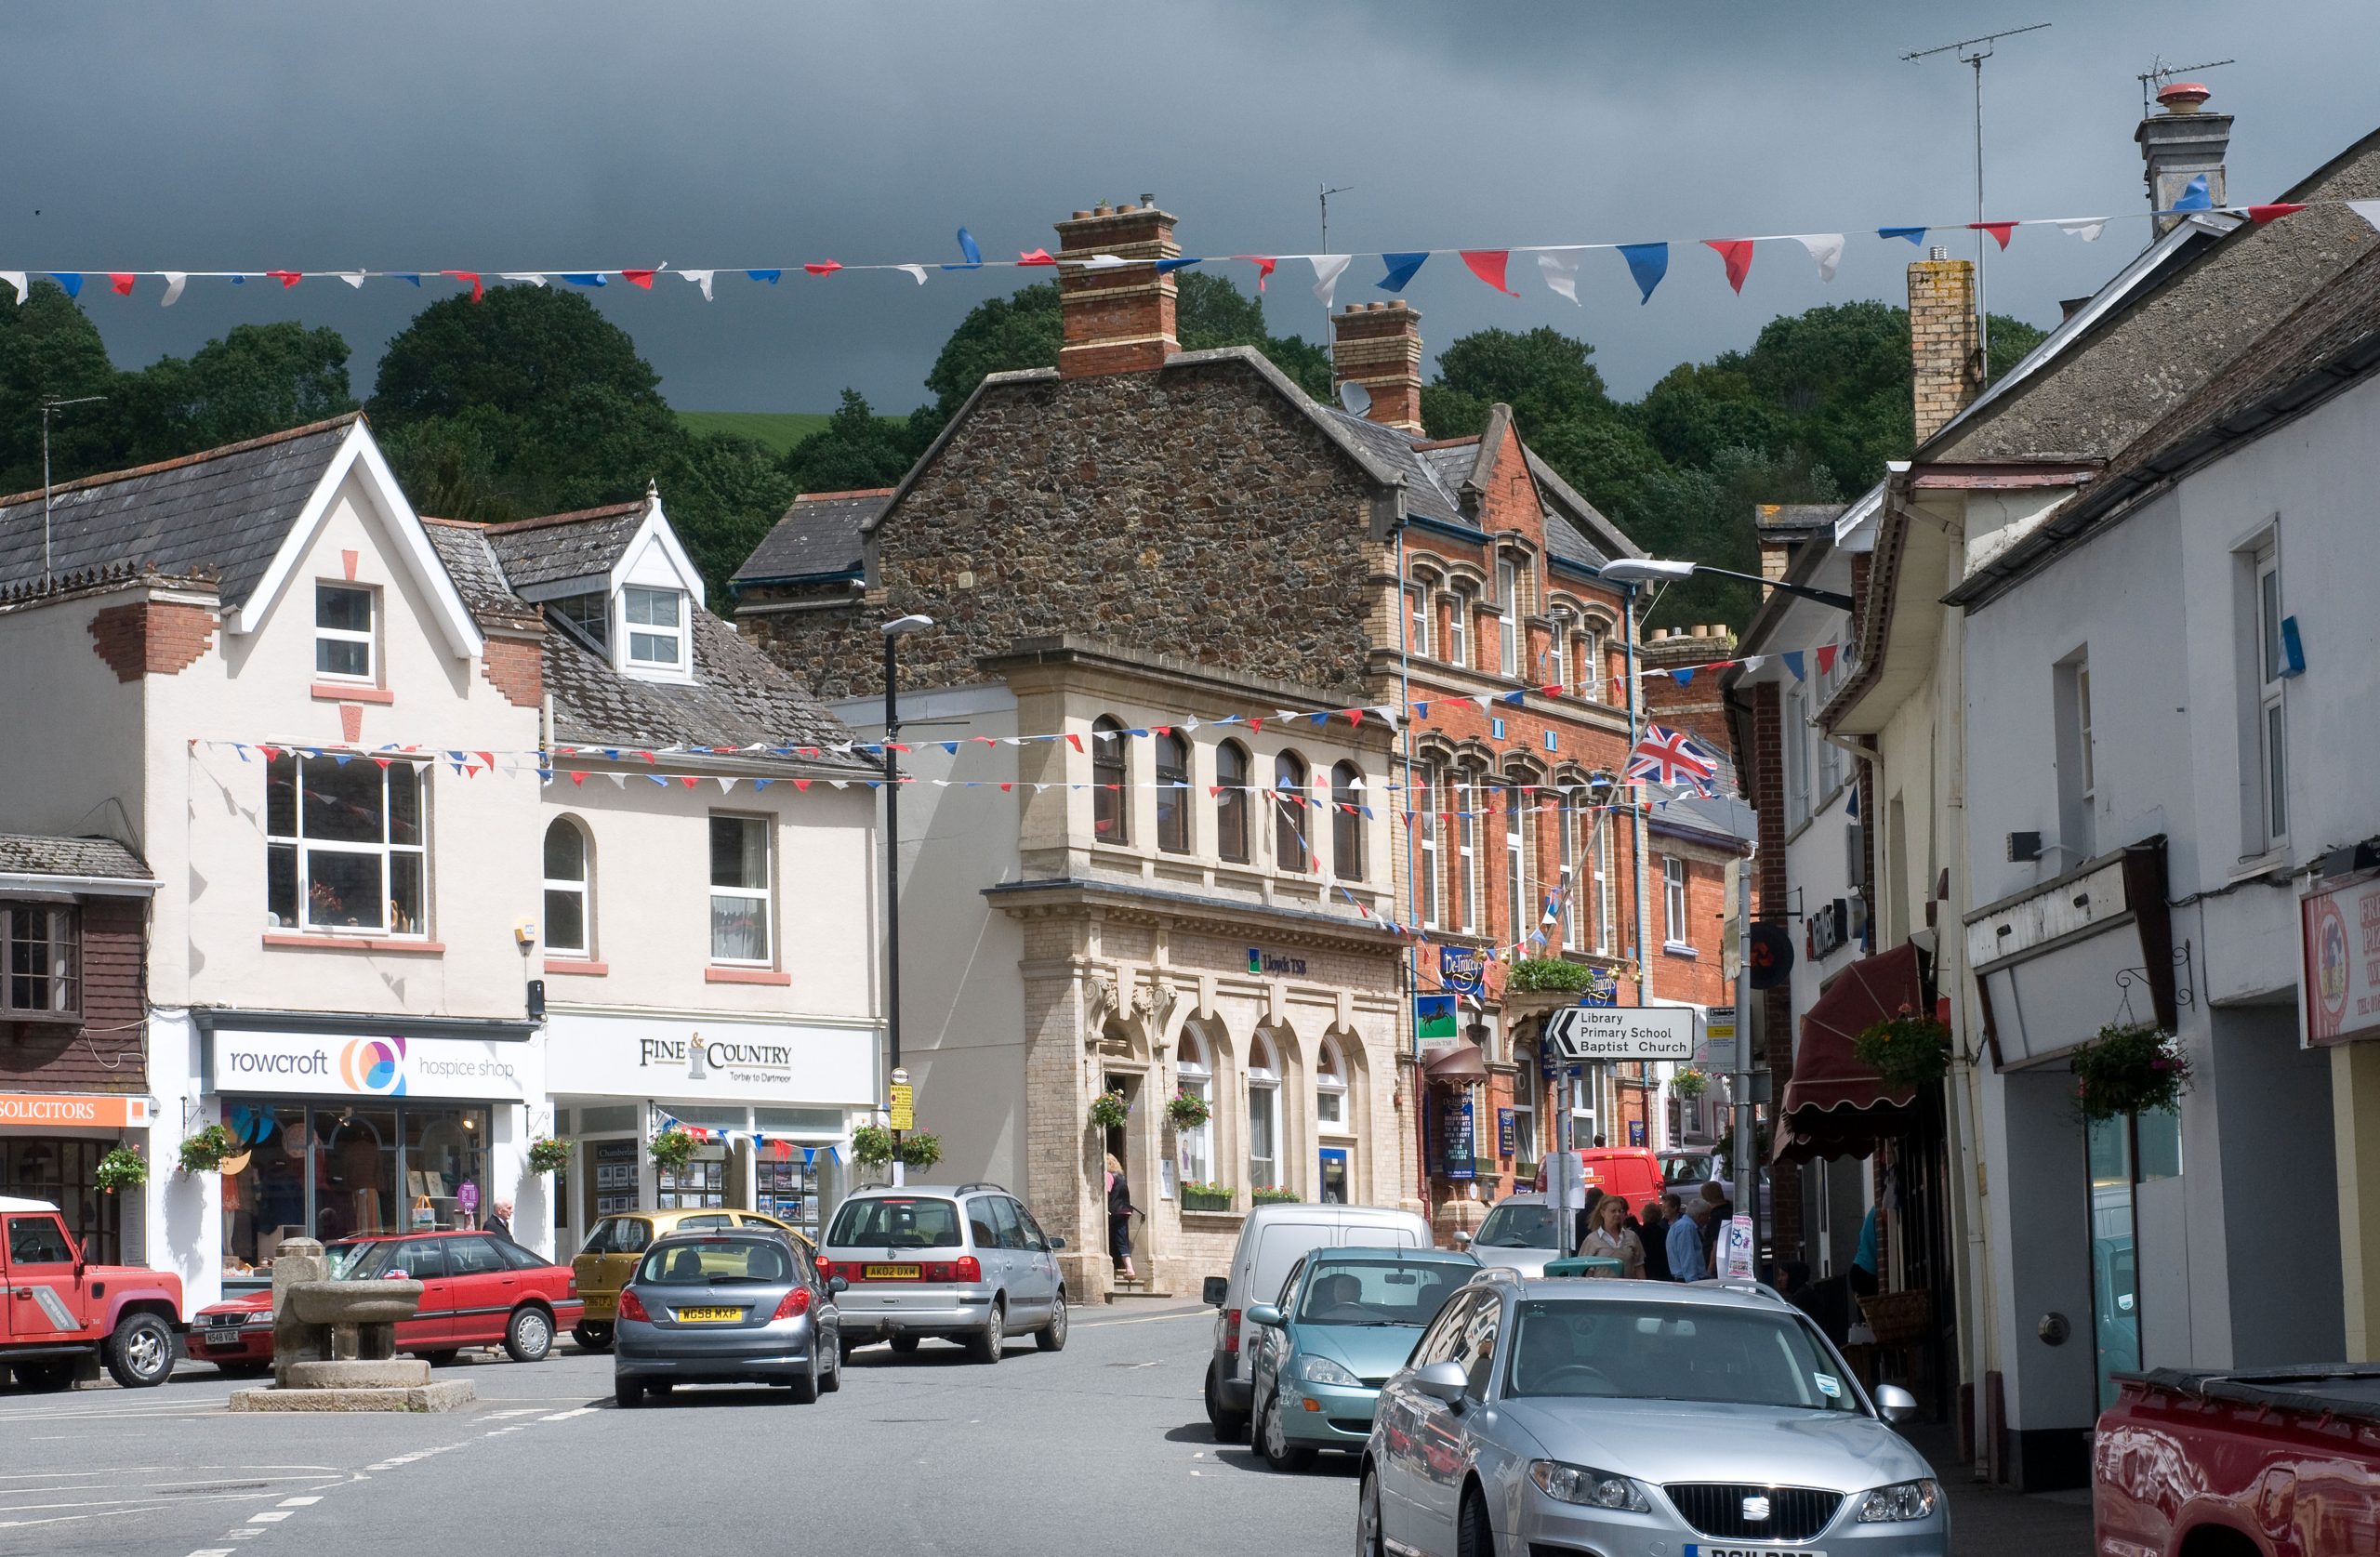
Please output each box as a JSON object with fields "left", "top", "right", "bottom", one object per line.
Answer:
{"left": 1243, "top": 1245, "right": 1479, "bottom": 1471}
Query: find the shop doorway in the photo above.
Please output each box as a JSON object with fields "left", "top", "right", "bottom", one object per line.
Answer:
{"left": 1103, "top": 1071, "right": 1144, "bottom": 1276}
{"left": 2085, "top": 1114, "right": 2142, "bottom": 1412}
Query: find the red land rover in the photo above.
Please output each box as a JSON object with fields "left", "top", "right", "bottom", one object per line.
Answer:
{"left": 0, "top": 1194, "right": 186, "bottom": 1389}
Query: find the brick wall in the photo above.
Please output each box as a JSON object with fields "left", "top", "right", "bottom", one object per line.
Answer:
{"left": 481, "top": 634, "right": 544, "bottom": 708}
{"left": 1746, "top": 679, "right": 1805, "bottom": 1260}
{"left": 87, "top": 600, "right": 214, "bottom": 682}
{"left": 0, "top": 895, "right": 148, "bottom": 1090}
{"left": 1910, "top": 258, "right": 1981, "bottom": 445}
{"left": 1641, "top": 626, "right": 1738, "bottom": 753}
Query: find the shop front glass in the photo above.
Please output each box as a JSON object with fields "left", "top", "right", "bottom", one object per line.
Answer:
{"left": 0, "top": 1138, "right": 123, "bottom": 1263}
{"left": 220, "top": 1100, "right": 492, "bottom": 1288}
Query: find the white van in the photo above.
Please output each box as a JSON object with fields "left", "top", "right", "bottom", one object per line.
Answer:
{"left": 1199, "top": 1202, "right": 1432, "bottom": 1440}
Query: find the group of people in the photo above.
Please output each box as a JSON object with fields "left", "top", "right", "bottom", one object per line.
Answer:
{"left": 1570, "top": 1181, "right": 1735, "bottom": 1282}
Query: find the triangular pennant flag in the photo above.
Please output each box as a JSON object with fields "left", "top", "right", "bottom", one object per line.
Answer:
{"left": 570, "top": 772, "right": 587, "bottom": 785}
{"left": 950, "top": 228, "right": 983, "bottom": 270}
{"left": 1078, "top": 254, "right": 1128, "bottom": 270}
{"left": 1704, "top": 239, "right": 1755, "bottom": 293}
{"left": 1459, "top": 250, "right": 1517, "bottom": 296}
{"left": 2348, "top": 202, "right": 2380, "bottom": 236}
{"left": 1782, "top": 651, "right": 1806, "bottom": 680}
{"left": 747, "top": 269, "right": 783, "bottom": 284}
{"left": 1309, "top": 254, "right": 1353, "bottom": 308}
{"left": 940, "top": 742, "right": 959, "bottom": 755}
{"left": 718, "top": 777, "right": 739, "bottom": 792}
{"left": 1671, "top": 666, "right": 1695, "bottom": 688}
{"left": 622, "top": 269, "right": 658, "bottom": 288}
{"left": 394, "top": 272, "right": 421, "bottom": 286}
{"left": 2054, "top": 218, "right": 2107, "bottom": 243}
{"left": 564, "top": 272, "right": 607, "bottom": 286}
{"left": 1155, "top": 256, "right": 1202, "bottom": 274}
{"left": 1792, "top": 233, "right": 1845, "bottom": 282}
{"left": 501, "top": 272, "right": 550, "bottom": 287}
{"left": 109, "top": 273, "right": 137, "bottom": 296}
{"left": 1816, "top": 644, "right": 1840, "bottom": 675}
{"left": 0, "top": 272, "right": 23, "bottom": 305}
{"left": 681, "top": 270, "right": 716, "bottom": 300}
{"left": 895, "top": 265, "right": 929, "bottom": 284}
{"left": 1845, "top": 783, "right": 1861, "bottom": 819}
{"left": 1064, "top": 732, "right": 1083, "bottom": 753}
{"left": 2170, "top": 174, "right": 2214, "bottom": 213}
{"left": 803, "top": 260, "right": 842, "bottom": 277}
{"left": 49, "top": 273, "right": 83, "bottom": 299}
{"left": 2247, "top": 204, "right": 2307, "bottom": 225}
{"left": 1534, "top": 247, "right": 1585, "bottom": 304}
{"left": 1969, "top": 222, "right": 2016, "bottom": 250}
{"left": 1017, "top": 248, "right": 1056, "bottom": 267}
{"left": 1377, "top": 252, "right": 1428, "bottom": 292}
{"left": 266, "top": 270, "right": 303, "bottom": 289}
{"left": 793, "top": 779, "right": 811, "bottom": 792}
{"left": 338, "top": 271, "right": 366, "bottom": 289}
{"left": 1616, "top": 244, "right": 1667, "bottom": 303}
{"left": 606, "top": 772, "right": 627, "bottom": 787}
{"left": 1878, "top": 227, "right": 1927, "bottom": 245}
{"left": 1739, "top": 654, "right": 1766, "bottom": 673}
{"left": 1236, "top": 255, "right": 1276, "bottom": 291}
{"left": 443, "top": 270, "right": 483, "bottom": 302}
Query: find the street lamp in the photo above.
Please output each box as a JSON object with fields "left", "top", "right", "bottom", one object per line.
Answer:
{"left": 879, "top": 614, "right": 934, "bottom": 1184}
{"left": 1596, "top": 557, "right": 1855, "bottom": 613}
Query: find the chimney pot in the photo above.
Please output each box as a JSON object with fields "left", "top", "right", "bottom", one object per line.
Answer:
{"left": 1073, "top": 210, "right": 1093, "bottom": 221}
{"left": 2137, "top": 86, "right": 2231, "bottom": 232}
{"left": 1053, "top": 203, "right": 1182, "bottom": 378}
{"left": 1329, "top": 298, "right": 1426, "bottom": 434}
{"left": 2157, "top": 81, "right": 2213, "bottom": 112}
{"left": 1928, "top": 244, "right": 1949, "bottom": 260}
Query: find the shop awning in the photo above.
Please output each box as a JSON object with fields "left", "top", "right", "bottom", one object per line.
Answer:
{"left": 1423, "top": 1043, "right": 1488, "bottom": 1083}
{"left": 1774, "top": 942, "right": 1924, "bottom": 1163}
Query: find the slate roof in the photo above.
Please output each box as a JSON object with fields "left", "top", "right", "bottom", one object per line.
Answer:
{"left": 733, "top": 490, "right": 887, "bottom": 587}
{"left": 0, "top": 834, "right": 152, "bottom": 882}
{"left": 543, "top": 612, "right": 860, "bottom": 756}
{"left": 419, "top": 521, "right": 543, "bottom": 632}
{"left": 0, "top": 416, "right": 357, "bottom": 606}
{"left": 482, "top": 500, "right": 645, "bottom": 590}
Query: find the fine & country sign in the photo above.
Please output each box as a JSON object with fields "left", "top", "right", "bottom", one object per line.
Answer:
{"left": 1542, "top": 1006, "right": 1698, "bottom": 1062}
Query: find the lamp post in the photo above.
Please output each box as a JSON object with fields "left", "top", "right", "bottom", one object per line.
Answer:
{"left": 879, "top": 614, "right": 934, "bottom": 1186}
{"left": 1596, "top": 557, "right": 1855, "bottom": 614}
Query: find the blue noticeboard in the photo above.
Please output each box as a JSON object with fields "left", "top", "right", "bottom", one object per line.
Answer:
{"left": 1581, "top": 968, "right": 1620, "bottom": 1008}
{"left": 1441, "top": 1096, "right": 1475, "bottom": 1180}
{"left": 1440, "top": 945, "right": 1486, "bottom": 998}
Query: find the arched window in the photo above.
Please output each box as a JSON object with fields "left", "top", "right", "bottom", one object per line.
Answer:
{"left": 1549, "top": 607, "right": 1572, "bottom": 687}
{"left": 1248, "top": 1032, "right": 1282, "bottom": 1192}
{"left": 1155, "top": 732, "right": 1191, "bottom": 854}
{"left": 543, "top": 817, "right": 590, "bottom": 956}
{"left": 1448, "top": 587, "right": 1472, "bottom": 667}
{"left": 1176, "top": 1028, "right": 1214, "bottom": 1187}
{"left": 1316, "top": 1036, "right": 1350, "bottom": 1132}
{"left": 1455, "top": 770, "right": 1479, "bottom": 933}
{"left": 1408, "top": 577, "right": 1434, "bottom": 659}
{"left": 1274, "top": 751, "right": 1311, "bottom": 873}
{"left": 1558, "top": 789, "right": 1585, "bottom": 952}
{"left": 1578, "top": 627, "right": 1602, "bottom": 701}
{"left": 1417, "top": 764, "right": 1440, "bottom": 930}
{"left": 1497, "top": 557, "right": 1522, "bottom": 678}
{"left": 1215, "top": 741, "right": 1250, "bottom": 864}
{"left": 1330, "top": 762, "right": 1364, "bottom": 880}
{"left": 1505, "top": 780, "right": 1531, "bottom": 939}
{"left": 1092, "top": 717, "right": 1128, "bottom": 844}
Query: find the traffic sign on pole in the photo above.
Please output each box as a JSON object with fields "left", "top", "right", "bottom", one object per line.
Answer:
{"left": 1542, "top": 1006, "right": 1698, "bottom": 1062}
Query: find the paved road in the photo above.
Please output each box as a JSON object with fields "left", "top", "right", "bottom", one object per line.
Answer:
{"left": 0, "top": 1303, "right": 1355, "bottom": 1557}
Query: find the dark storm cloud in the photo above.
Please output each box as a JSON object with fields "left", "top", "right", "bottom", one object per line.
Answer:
{"left": 7, "top": 0, "right": 2373, "bottom": 414}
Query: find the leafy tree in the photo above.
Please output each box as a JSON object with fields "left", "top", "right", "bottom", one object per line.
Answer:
{"left": 1421, "top": 326, "right": 1610, "bottom": 439}
{"left": 112, "top": 323, "right": 357, "bottom": 463}
{"left": 782, "top": 389, "right": 917, "bottom": 495}
{"left": 0, "top": 281, "right": 121, "bottom": 495}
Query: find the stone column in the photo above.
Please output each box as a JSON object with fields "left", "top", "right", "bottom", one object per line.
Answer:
{"left": 268, "top": 1238, "right": 328, "bottom": 1385}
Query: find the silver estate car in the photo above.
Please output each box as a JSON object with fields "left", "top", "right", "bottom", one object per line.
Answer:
{"left": 818, "top": 1182, "right": 1066, "bottom": 1362}
{"left": 614, "top": 1227, "right": 841, "bottom": 1406}
{"left": 1361, "top": 1271, "right": 1945, "bottom": 1557}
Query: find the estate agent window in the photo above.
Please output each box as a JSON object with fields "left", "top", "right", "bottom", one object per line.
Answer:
{"left": 708, "top": 814, "right": 771, "bottom": 964}
{"left": 624, "top": 586, "right": 685, "bottom": 668}
{"left": 2, "top": 904, "right": 78, "bottom": 1018}
{"left": 315, "top": 583, "right": 376, "bottom": 681}
{"left": 267, "top": 754, "right": 427, "bottom": 935}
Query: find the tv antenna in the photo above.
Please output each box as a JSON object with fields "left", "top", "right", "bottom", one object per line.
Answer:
{"left": 40, "top": 395, "right": 105, "bottom": 590}
{"left": 1904, "top": 21, "right": 2052, "bottom": 364}
{"left": 1319, "top": 181, "right": 1355, "bottom": 332}
{"left": 2137, "top": 55, "right": 2234, "bottom": 116}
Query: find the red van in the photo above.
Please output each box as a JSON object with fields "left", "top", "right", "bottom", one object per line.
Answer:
{"left": 1532, "top": 1147, "right": 1664, "bottom": 1211}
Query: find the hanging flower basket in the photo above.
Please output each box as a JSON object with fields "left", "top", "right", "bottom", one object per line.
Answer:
{"left": 1181, "top": 1182, "right": 1234, "bottom": 1212}
{"left": 1508, "top": 957, "right": 1593, "bottom": 994}
{"left": 2071, "top": 1023, "right": 2193, "bottom": 1120}
{"left": 526, "top": 1137, "right": 573, "bottom": 1175}
{"left": 850, "top": 1123, "right": 896, "bottom": 1169}
{"left": 1251, "top": 1186, "right": 1301, "bottom": 1206}
{"left": 647, "top": 1128, "right": 698, "bottom": 1172}
{"left": 1853, "top": 1007, "right": 1952, "bottom": 1089}
{"left": 96, "top": 1145, "right": 148, "bottom": 1194}
{"left": 1165, "top": 1089, "right": 1211, "bottom": 1131}
{"left": 1088, "top": 1090, "right": 1130, "bottom": 1132}
{"left": 1672, "top": 1068, "right": 1710, "bottom": 1100}
{"left": 898, "top": 1132, "right": 943, "bottom": 1171}
{"left": 178, "top": 1123, "right": 236, "bottom": 1175}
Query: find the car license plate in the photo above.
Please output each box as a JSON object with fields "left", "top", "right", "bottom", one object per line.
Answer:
{"left": 674, "top": 1307, "right": 743, "bottom": 1323}
{"left": 1686, "top": 1548, "right": 1826, "bottom": 1557}
{"left": 205, "top": 1326, "right": 242, "bottom": 1347}
{"left": 863, "top": 1264, "right": 919, "bottom": 1279}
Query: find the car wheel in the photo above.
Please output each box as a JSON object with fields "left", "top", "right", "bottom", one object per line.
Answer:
{"left": 615, "top": 1378, "right": 641, "bottom": 1409}
{"left": 821, "top": 1338, "right": 842, "bottom": 1394}
{"left": 1205, "top": 1360, "right": 1250, "bottom": 1443}
{"left": 1036, "top": 1290, "right": 1068, "bottom": 1352}
{"left": 888, "top": 1335, "right": 921, "bottom": 1355}
{"left": 1258, "top": 1389, "right": 1317, "bottom": 1472}
{"left": 966, "top": 1304, "right": 1005, "bottom": 1365}
{"left": 1456, "top": 1489, "right": 1493, "bottom": 1557}
{"left": 105, "top": 1313, "right": 176, "bottom": 1389}
{"left": 425, "top": 1350, "right": 461, "bottom": 1367}
{"left": 504, "top": 1306, "right": 555, "bottom": 1364}
{"left": 14, "top": 1358, "right": 76, "bottom": 1392}
{"left": 789, "top": 1348, "right": 820, "bottom": 1405}
{"left": 1357, "top": 1463, "right": 1387, "bottom": 1557}
{"left": 572, "top": 1323, "right": 614, "bottom": 1354}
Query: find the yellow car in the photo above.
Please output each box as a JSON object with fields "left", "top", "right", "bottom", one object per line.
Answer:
{"left": 570, "top": 1208, "right": 813, "bottom": 1352}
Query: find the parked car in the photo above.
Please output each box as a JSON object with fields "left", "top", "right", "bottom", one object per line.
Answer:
{"left": 1531, "top": 1146, "right": 1663, "bottom": 1213}
{"left": 2095, "top": 1365, "right": 2380, "bottom": 1556}
{"left": 192, "top": 1229, "right": 581, "bottom": 1371}
{"left": 570, "top": 1207, "right": 811, "bottom": 1352}
{"left": 1243, "top": 1246, "right": 1479, "bottom": 1471}
{"left": 1200, "top": 1201, "right": 1432, "bottom": 1442}
{"left": 815, "top": 1182, "right": 1065, "bottom": 1363}
{"left": 1455, "top": 1193, "right": 1568, "bottom": 1277}
{"left": 1359, "top": 1269, "right": 1940, "bottom": 1557}
{"left": 0, "top": 1195, "right": 185, "bottom": 1390}
{"left": 614, "top": 1225, "right": 840, "bottom": 1406}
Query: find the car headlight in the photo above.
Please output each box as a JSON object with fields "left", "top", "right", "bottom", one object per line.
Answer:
{"left": 247, "top": 1312, "right": 274, "bottom": 1327}
{"left": 1528, "top": 1460, "right": 1651, "bottom": 1512}
{"left": 1293, "top": 1353, "right": 1363, "bottom": 1388}
{"left": 1856, "top": 1479, "right": 1939, "bottom": 1522}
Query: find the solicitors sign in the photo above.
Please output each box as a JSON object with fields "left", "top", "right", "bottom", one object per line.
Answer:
{"left": 209, "top": 1031, "right": 528, "bottom": 1102}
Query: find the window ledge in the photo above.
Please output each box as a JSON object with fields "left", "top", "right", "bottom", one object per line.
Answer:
{"left": 545, "top": 960, "right": 609, "bottom": 977}
{"left": 263, "top": 932, "right": 444, "bottom": 956}
{"left": 1662, "top": 942, "right": 1699, "bottom": 959}
{"left": 0, "top": 1009, "right": 85, "bottom": 1025}
{"left": 310, "top": 682, "right": 394, "bottom": 705}
{"left": 1178, "top": 1207, "right": 1247, "bottom": 1224}
{"left": 706, "top": 966, "right": 791, "bottom": 986}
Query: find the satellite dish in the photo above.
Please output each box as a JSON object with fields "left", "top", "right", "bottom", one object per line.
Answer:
{"left": 1338, "top": 379, "right": 1372, "bottom": 416}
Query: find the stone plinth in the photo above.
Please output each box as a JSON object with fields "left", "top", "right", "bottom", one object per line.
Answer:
{"left": 230, "top": 1381, "right": 475, "bottom": 1414}
{"left": 235, "top": 1238, "right": 472, "bottom": 1410}
{"left": 283, "top": 1358, "right": 431, "bottom": 1390}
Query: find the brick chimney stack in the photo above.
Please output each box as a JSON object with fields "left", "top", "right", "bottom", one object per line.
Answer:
{"left": 2137, "top": 82, "right": 2232, "bottom": 234}
{"left": 1331, "top": 301, "right": 1426, "bottom": 434}
{"left": 1909, "top": 252, "right": 1981, "bottom": 445}
{"left": 1053, "top": 203, "right": 1180, "bottom": 378}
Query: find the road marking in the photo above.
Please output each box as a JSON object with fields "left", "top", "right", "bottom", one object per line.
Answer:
{"left": 539, "top": 1406, "right": 595, "bottom": 1421}
{"left": 189, "top": 1550, "right": 235, "bottom": 1556}
{"left": 278, "top": 1497, "right": 321, "bottom": 1507}
{"left": 484, "top": 1407, "right": 544, "bottom": 1418}
{"left": 246, "top": 1511, "right": 292, "bottom": 1523}
{"left": 1073, "top": 1310, "right": 1210, "bottom": 1328}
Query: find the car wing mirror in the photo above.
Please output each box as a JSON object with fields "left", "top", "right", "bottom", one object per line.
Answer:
{"left": 1451, "top": 1230, "right": 1473, "bottom": 1247}
{"left": 1412, "top": 1360, "right": 1470, "bottom": 1404}
{"left": 1873, "top": 1382, "right": 1917, "bottom": 1423}
{"left": 1047, "top": 1235, "right": 1066, "bottom": 1250}
{"left": 829, "top": 1275, "right": 849, "bottom": 1293}
{"left": 1244, "top": 1302, "right": 1283, "bottom": 1328}
{"left": 1201, "top": 1275, "right": 1229, "bottom": 1307}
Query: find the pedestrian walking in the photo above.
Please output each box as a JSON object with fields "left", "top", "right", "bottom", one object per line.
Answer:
{"left": 1104, "top": 1154, "right": 1138, "bottom": 1281}
{"left": 1576, "top": 1195, "right": 1646, "bottom": 1279}
{"left": 1668, "top": 1197, "right": 1711, "bottom": 1283}
{"left": 1697, "top": 1181, "right": 1728, "bottom": 1279}
{"left": 484, "top": 1200, "right": 512, "bottom": 1241}
{"left": 1850, "top": 1204, "right": 1882, "bottom": 1296}
{"left": 1638, "top": 1197, "right": 1672, "bottom": 1282}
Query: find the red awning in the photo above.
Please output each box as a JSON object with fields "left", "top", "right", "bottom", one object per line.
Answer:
{"left": 1774, "top": 942, "right": 1924, "bottom": 1163}
{"left": 1424, "top": 1043, "right": 1488, "bottom": 1083}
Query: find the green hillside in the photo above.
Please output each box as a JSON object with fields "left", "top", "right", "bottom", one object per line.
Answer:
{"left": 676, "top": 411, "right": 833, "bottom": 456}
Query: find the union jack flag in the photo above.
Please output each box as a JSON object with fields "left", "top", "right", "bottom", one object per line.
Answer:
{"left": 1625, "top": 723, "right": 1720, "bottom": 796}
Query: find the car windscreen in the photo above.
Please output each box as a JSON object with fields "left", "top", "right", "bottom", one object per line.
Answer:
{"left": 1472, "top": 1203, "right": 1565, "bottom": 1250}
{"left": 636, "top": 1238, "right": 794, "bottom": 1287}
{"left": 1296, "top": 1260, "right": 1470, "bottom": 1327}
{"left": 325, "top": 1240, "right": 387, "bottom": 1279}
{"left": 1504, "top": 1299, "right": 1861, "bottom": 1414}
{"left": 825, "top": 1197, "right": 962, "bottom": 1251}
{"left": 1659, "top": 1155, "right": 1712, "bottom": 1190}
{"left": 579, "top": 1217, "right": 653, "bottom": 1257}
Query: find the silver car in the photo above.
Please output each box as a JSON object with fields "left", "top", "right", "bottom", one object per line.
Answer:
{"left": 613, "top": 1227, "right": 840, "bottom": 1406}
{"left": 817, "top": 1182, "right": 1067, "bottom": 1363}
{"left": 1361, "top": 1272, "right": 1944, "bottom": 1556}
{"left": 1456, "top": 1193, "right": 1569, "bottom": 1277}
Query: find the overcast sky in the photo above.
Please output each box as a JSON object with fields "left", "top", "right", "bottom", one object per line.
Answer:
{"left": 10, "top": 1, "right": 2375, "bottom": 415}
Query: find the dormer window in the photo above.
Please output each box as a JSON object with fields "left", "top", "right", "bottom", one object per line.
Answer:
{"left": 551, "top": 593, "right": 610, "bottom": 650}
{"left": 315, "top": 584, "right": 376, "bottom": 681}
{"left": 624, "top": 587, "right": 684, "bottom": 668}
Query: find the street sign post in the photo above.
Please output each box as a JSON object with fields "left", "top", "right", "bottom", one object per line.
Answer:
{"left": 888, "top": 1083, "right": 915, "bottom": 1132}
{"left": 1704, "top": 1005, "right": 1738, "bottom": 1072}
{"left": 1542, "top": 1006, "right": 1699, "bottom": 1062}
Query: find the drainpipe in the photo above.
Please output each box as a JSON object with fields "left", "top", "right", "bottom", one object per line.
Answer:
{"left": 1625, "top": 586, "right": 1654, "bottom": 1019}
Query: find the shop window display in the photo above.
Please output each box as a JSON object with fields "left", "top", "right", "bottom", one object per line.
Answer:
{"left": 0, "top": 1137, "right": 122, "bottom": 1263}
{"left": 218, "top": 1100, "right": 491, "bottom": 1290}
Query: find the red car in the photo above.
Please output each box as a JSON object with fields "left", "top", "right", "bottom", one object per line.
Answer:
{"left": 193, "top": 1229, "right": 581, "bottom": 1374}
